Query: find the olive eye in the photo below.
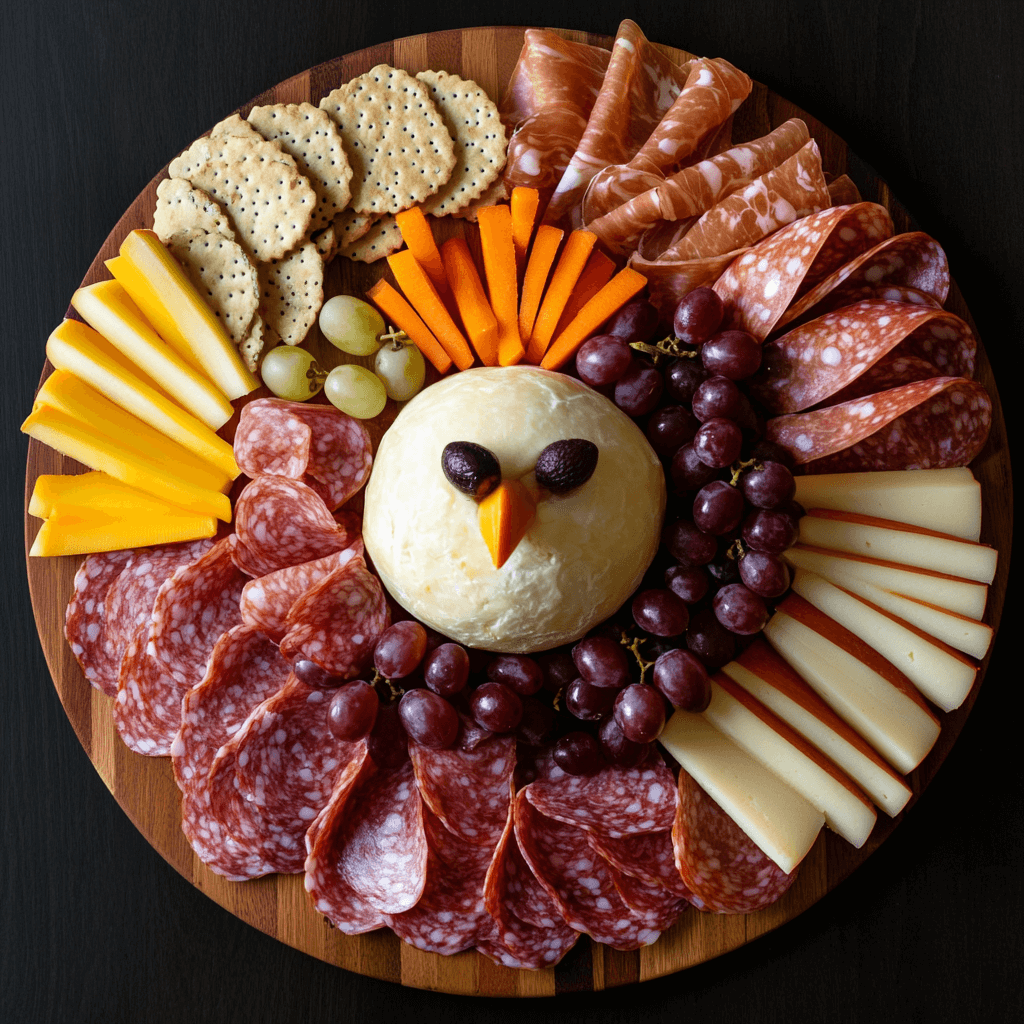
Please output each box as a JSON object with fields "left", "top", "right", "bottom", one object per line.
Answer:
{"left": 534, "top": 439, "right": 599, "bottom": 494}
{"left": 441, "top": 441, "right": 501, "bottom": 499}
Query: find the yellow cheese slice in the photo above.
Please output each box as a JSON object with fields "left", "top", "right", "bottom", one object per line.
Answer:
{"left": 46, "top": 320, "right": 239, "bottom": 482}
{"left": 21, "top": 405, "right": 231, "bottom": 522}
{"left": 108, "top": 230, "right": 259, "bottom": 401}
{"left": 72, "top": 280, "right": 233, "bottom": 430}
{"left": 29, "top": 472, "right": 203, "bottom": 520}
{"left": 30, "top": 507, "right": 217, "bottom": 557}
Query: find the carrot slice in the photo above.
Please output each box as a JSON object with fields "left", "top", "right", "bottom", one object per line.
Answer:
{"left": 525, "top": 230, "right": 598, "bottom": 364}
{"left": 365, "top": 279, "right": 452, "bottom": 374}
{"left": 395, "top": 207, "right": 450, "bottom": 299}
{"left": 387, "top": 249, "right": 474, "bottom": 371}
{"left": 552, "top": 250, "right": 617, "bottom": 338}
{"left": 476, "top": 205, "right": 524, "bottom": 367}
{"left": 511, "top": 187, "right": 541, "bottom": 276}
{"left": 478, "top": 480, "right": 536, "bottom": 569}
{"left": 540, "top": 268, "right": 648, "bottom": 370}
{"left": 440, "top": 238, "right": 499, "bottom": 366}
{"left": 518, "top": 225, "right": 564, "bottom": 343}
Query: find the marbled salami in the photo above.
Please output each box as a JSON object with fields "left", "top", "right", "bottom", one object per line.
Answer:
{"left": 586, "top": 830, "right": 692, "bottom": 898}
{"left": 606, "top": 860, "right": 689, "bottom": 932}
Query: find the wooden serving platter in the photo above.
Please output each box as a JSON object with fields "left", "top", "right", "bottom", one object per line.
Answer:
{"left": 23, "top": 26, "right": 1011, "bottom": 997}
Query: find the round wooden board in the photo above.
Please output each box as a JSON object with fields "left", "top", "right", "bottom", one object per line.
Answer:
{"left": 23, "top": 26, "right": 1011, "bottom": 998}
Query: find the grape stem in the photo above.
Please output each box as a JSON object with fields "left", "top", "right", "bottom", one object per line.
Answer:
{"left": 620, "top": 631, "right": 656, "bottom": 686}
{"left": 629, "top": 336, "right": 700, "bottom": 364}
{"left": 378, "top": 325, "right": 411, "bottom": 350}
{"left": 370, "top": 668, "right": 404, "bottom": 703}
{"left": 728, "top": 458, "right": 761, "bottom": 488}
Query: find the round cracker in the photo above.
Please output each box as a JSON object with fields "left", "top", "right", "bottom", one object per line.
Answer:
{"left": 153, "top": 178, "right": 237, "bottom": 244}
{"left": 337, "top": 215, "right": 405, "bottom": 264}
{"left": 258, "top": 241, "right": 324, "bottom": 347}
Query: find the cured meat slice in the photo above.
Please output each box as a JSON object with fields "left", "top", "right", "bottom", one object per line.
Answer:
{"left": 514, "top": 792, "right": 665, "bottom": 950}
{"left": 239, "top": 544, "right": 362, "bottom": 643}
{"left": 171, "top": 625, "right": 292, "bottom": 879}
{"left": 385, "top": 805, "right": 496, "bottom": 955}
{"left": 65, "top": 548, "right": 133, "bottom": 697}
{"left": 278, "top": 554, "right": 389, "bottom": 678}
{"left": 304, "top": 743, "right": 386, "bottom": 934}
{"left": 713, "top": 203, "right": 896, "bottom": 340}
{"left": 544, "top": 20, "right": 693, "bottom": 227}
{"left": 587, "top": 119, "right": 811, "bottom": 255}
{"left": 629, "top": 248, "right": 748, "bottom": 321}
{"left": 811, "top": 282, "right": 942, "bottom": 316}
{"left": 113, "top": 627, "right": 179, "bottom": 755}
{"left": 234, "top": 399, "right": 372, "bottom": 511}
{"left": 672, "top": 768, "right": 797, "bottom": 913}
{"left": 524, "top": 750, "right": 677, "bottom": 839}
{"left": 766, "top": 376, "right": 992, "bottom": 473}
{"left": 410, "top": 722, "right": 516, "bottom": 846}
{"left": 751, "top": 300, "right": 977, "bottom": 413}
{"left": 605, "top": 861, "right": 689, "bottom": 932}
{"left": 586, "top": 830, "right": 692, "bottom": 898}
{"left": 232, "top": 476, "right": 356, "bottom": 578}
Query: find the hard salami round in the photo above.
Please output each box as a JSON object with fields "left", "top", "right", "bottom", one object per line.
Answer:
{"left": 113, "top": 625, "right": 180, "bottom": 755}
{"left": 586, "top": 830, "right": 693, "bottom": 899}
{"left": 605, "top": 860, "right": 689, "bottom": 931}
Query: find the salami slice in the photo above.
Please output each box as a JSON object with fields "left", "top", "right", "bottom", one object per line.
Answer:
{"left": 751, "top": 300, "right": 977, "bottom": 413}
{"left": 234, "top": 399, "right": 372, "bottom": 511}
{"left": 410, "top": 722, "right": 516, "bottom": 846}
{"left": 232, "top": 475, "right": 356, "bottom": 578}
{"left": 713, "top": 203, "right": 896, "bottom": 340}
{"left": 586, "top": 830, "right": 692, "bottom": 898}
{"left": 605, "top": 861, "right": 689, "bottom": 931}
{"left": 65, "top": 548, "right": 133, "bottom": 697}
{"left": 766, "top": 376, "right": 992, "bottom": 472}
{"left": 672, "top": 768, "right": 797, "bottom": 913}
{"left": 524, "top": 750, "right": 677, "bottom": 838}
{"left": 113, "top": 626, "right": 180, "bottom": 755}
{"left": 239, "top": 545, "right": 361, "bottom": 643}
{"left": 629, "top": 248, "right": 748, "bottom": 321}
{"left": 278, "top": 554, "right": 389, "bottom": 678}
{"left": 304, "top": 743, "right": 386, "bottom": 934}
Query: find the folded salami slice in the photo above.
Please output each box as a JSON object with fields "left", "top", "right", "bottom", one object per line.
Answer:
{"left": 278, "top": 554, "right": 389, "bottom": 678}
{"left": 232, "top": 476, "right": 357, "bottom": 578}
{"left": 586, "top": 830, "right": 692, "bottom": 899}
{"left": 713, "top": 203, "right": 895, "bottom": 340}
{"left": 234, "top": 399, "right": 372, "bottom": 511}
{"left": 751, "top": 300, "right": 977, "bottom": 413}
{"left": 524, "top": 750, "right": 677, "bottom": 838}
{"left": 605, "top": 860, "right": 689, "bottom": 932}
{"left": 587, "top": 119, "right": 810, "bottom": 255}
{"left": 766, "top": 376, "right": 992, "bottom": 473}
{"left": 304, "top": 742, "right": 386, "bottom": 934}
{"left": 672, "top": 768, "right": 798, "bottom": 914}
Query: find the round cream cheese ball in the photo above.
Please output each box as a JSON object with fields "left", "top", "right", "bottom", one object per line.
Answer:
{"left": 362, "top": 366, "right": 666, "bottom": 653}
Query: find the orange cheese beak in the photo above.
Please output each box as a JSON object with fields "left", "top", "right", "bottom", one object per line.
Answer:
{"left": 478, "top": 479, "right": 536, "bottom": 569}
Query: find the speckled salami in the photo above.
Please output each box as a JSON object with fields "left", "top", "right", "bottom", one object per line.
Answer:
{"left": 766, "top": 376, "right": 992, "bottom": 472}
{"left": 586, "top": 830, "right": 693, "bottom": 898}
{"left": 112, "top": 625, "right": 180, "bottom": 755}
{"left": 239, "top": 545, "right": 362, "bottom": 643}
{"left": 232, "top": 476, "right": 356, "bottom": 578}
{"left": 410, "top": 724, "right": 516, "bottom": 846}
{"left": 751, "top": 300, "right": 977, "bottom": 414}
{"left": 235, "top": 399, "right": 372, "bottom": 511}
{"left": 524, "top": 750, "right": 677, "bottom": 838}
{"left": 713, "top": 203, "right": 895, "bottom": 340}
{"left": 605, "top": 860, "right": 689, "bottom": 931}
{"left": 629, "top": 248, "right": 746, "bottom": 321}
{"left": 304, "top": 743, "right": 386, "bottom": 934}
{"left": 515, "top": 792, "right": 664, "bottom": 950}
{"left": 810, "top": 282, "right": 942, "bottom": 317}
{"left": 672, "top": 768, "right": 797, "bottom": 913}
{"left": 278, "top": 555, "right": 389, "bottom": 678}
{"left": 65, "top": 549, "right": 133, "bottom": 697}
{"left": 171, "top": 625, "right": 291, "bottom": 879}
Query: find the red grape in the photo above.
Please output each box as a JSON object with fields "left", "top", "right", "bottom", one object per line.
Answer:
{"left": 700, "top": 330, "right": 762, "bottom": 379}
{"left": 488, "top": 654, "right": 543, "bottom": 696}
{"left": 749, "top": 439, "right": 795, "bottom": 470}
{"left": 373, "top": 620, "right": 427, "bottom": 679}
{"left": 423, "top": 642, "right": 470, "bottom": 696}
{"left": 327, "top": 680, "right": 378, "bottom": 740}
{"left": 470, "top": 681, "right": 523, "bottom": 733}
{"left": 693, "top": 417, "right": 743, "bottom": 468}
{"left": 673, "top": 287, "right": 724, "bottom": 345}
{"left": 516, "top": 697, "right": 557, "bottom": 745}
{"left": 613, "top": 684, "right": 667, "bottom": 743}
{"left": 742, "top": 508, "right": 800, "bottom": 554}
{"left": 537, "top": 648, "right": 578, "bottom": 693}
{"left": 293, "top": 659, "right": 338, "bottom": 690}
{"left": 572, "top": 636, "right": 631, "bottom": 689}
{"left": 665, "top": 358, "right": 708, "bottom": 405}
{"left": 566, "top": 676, "right": 617, "bottom": 720}
{"left": 740, "top": 461, "right": 796, "bottom": 509}
{"left": 631, "top": 588, "right": 690, "bottom": 637}
{"left": 692, "top": 375, "right": 745, "bottom": 422}
{"left": 713, "top": 583, "right": 769, "bottom": 635}
{"left": 685, "top": 608, "right": 737, "bottom": 669}
{"left": 645, "top": 405, "right": 699, "bottom": 455}
{"left": 670, "top": 442, "right": 721, "bottom": 493}
{"left": 662, "top": 517, "right": 717, "bottom": 566}
{"left": 652, "top": 649, "right": 710, "bottom": 712}
{"left": 604, "top": 298, "right": 660, "bottom": 343}
{"left": 598, "top": 714, "right": 650, "bottom": 768}
{"left": 614, "top": 362, "right": 663, "bottom": 416}
{"left": 738, "top": 550, "right": 791, "bottom": 598}
{"left": 575, "top": 334, "right": 633, "bottom": 386}
{"left": 553, "top": 732, "right": 604, "bottom": 776}
{"left": 398, "top": 688, "right": 459, "bottom": 748}
{"left": 693, "top": 480, "right": 745, "bottom": 535}
{"left": 664, "top": 564, "right": 710, "bottom": 603}
{"left": 366, "top": 702, "right": 410, "bottom": 768}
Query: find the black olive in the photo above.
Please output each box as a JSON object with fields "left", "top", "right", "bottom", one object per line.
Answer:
{"left": 441, "top": 441, "right": 501, "bottom": 499}
{"left": 534, "top": 439, "right": 599, "bottom": 494}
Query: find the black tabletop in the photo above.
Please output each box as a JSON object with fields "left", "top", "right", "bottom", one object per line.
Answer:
{"left": 4, "top": 1, "right": 1022, "bottom": 1021}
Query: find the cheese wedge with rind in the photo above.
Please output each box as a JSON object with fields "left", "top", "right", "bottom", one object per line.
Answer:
{"left": 660, "top": 711, "right": 824, "bottom": 874}
{"left": 72, "top": 280, "right": 233, "bottom": 430}
{"left": 29, "top": 507, "right": 217, "bottom": 557}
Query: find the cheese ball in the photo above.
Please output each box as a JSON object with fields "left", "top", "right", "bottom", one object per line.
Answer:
{"left": 363, "top": 366, "right": 666, "bottom": 652}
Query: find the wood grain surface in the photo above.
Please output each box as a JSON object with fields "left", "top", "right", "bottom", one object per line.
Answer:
{"left": 20, "top": 25, "right": 1012, "bottom": 1000}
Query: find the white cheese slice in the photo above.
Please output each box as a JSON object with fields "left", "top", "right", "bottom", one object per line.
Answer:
{"left": 797, "top": 511, "right": 998, "bottom": 584}
{"left": 659, "top": 712, "right": 823, "bottom": 874}
{"left": 791, "top": 570, "right": 978, "bottom": 712}
{"left": 793, "top": 468, "right": 981, "bottom": 541}
{"left": 764, "top": 608, "right": 941, "bottom": 775}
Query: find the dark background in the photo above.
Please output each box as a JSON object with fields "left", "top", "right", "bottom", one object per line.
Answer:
{"left": 3, "top": 1, "right": 1021, "bottom": 1021}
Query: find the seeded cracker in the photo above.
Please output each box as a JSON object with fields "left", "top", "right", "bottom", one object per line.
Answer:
{"left": 450, "top": 177, "right": 510, "bottom": 223}
{"left": 258, "top": 240, "right": 324, "bottom": 347}
{"left": 414, "top": 71, "right": 507, "bottom": 218}
{"left": 246, "top": 103, "right": 353, "bottom": 237}
{"left": 153, "top": 178, "right": 237, "bottom": 244}
{"left": 240, "top": 314, "right": 275, "bottom": 372}
{"left": 336, "top": 215, "right": 405, "bottom": 263}
{"left": 319, "top": 65, "right": 456, "bottom": 217}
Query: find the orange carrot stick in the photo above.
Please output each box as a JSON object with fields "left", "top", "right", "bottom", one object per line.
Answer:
{"left": 395, "top": 207, "right": 450, "bottom": 300}
{"left": 387, "top": 249, "right": 474, "bottom": 370}
{"left": 552, "top": 250, "right": 616, "bottom": 338}
{"left": 511, "top": 187, "right": 541, "bottom": 276}
{"left": 441, "top": 238, "right": 499, "bottom": 366}
{"left": 518, "top": 225, "right": 564, "bottom": 343}
{"left": 366, "top": 279, "right": 452, "bottom": 374}
{"left": 476, "top": 205, "right": 524, "bottom": 367}
{"left": 525, "top": 230, "right": 598, "bottom": 364}
{"left": 540, "top": 268, "right": 648, "bottom": 370}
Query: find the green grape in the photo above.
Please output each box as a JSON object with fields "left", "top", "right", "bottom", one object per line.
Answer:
{"left": 319, "top": 295, "right": 385, "bottom": 356}
{"left": 374, "top": 339, "right": 426, "bottom": 402}
{"left": 260, "top": 345, "right": 326, "bottom": 401}
{"left": 324, "top": 364, "right": 388, "bottom": 419}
